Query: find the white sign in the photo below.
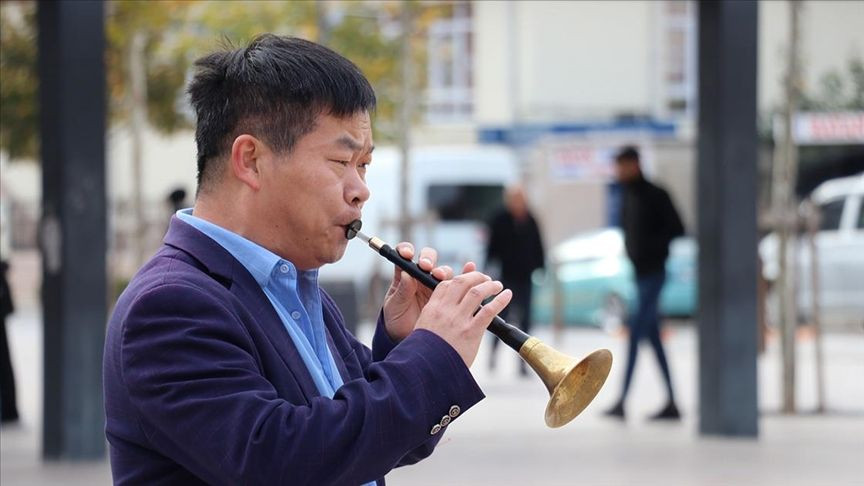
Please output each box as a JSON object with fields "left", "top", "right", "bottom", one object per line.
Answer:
{"left": 547, "top": 144, "right": 616, "bottom": 180}
{"left": 791, "top": 112, "right": 864, "bottom": 145}
{"left": 543, "top": 138, "right": 654, "bottom": 181}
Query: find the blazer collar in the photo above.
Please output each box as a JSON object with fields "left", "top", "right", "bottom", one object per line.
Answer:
{"left": 163, "top": 215, "right": 236, "bottom": 283}
{"left": 162, "top": 216, "right": 322, "bottom": 400}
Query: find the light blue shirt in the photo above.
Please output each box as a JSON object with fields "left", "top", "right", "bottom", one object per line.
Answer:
{"left": 177, "top": 209, "right": 343, "bottom": 398}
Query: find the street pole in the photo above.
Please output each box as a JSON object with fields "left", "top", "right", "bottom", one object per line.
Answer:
{"left": 697, "top": 0, "right": 759, "bottom": 437}
{"left": 38, "top": 0, "right": 107, "bottom": 459}
{"left": 129, "top": 30, "right": 148, "bottom": 269}
{"left": 397, "top": 1, "right": 414, "bottom": 243}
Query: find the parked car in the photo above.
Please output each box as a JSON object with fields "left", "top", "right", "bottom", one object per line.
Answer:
{"left": 532, "top": 228, "right": 697, "bottom": 329}
{"left": 759, "top": 173, "right": 864, "bottom": 329}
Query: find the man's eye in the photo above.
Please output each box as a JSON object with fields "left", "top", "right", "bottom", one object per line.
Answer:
{"left": 330, "top": 160, "right": 350, "bottom": 166}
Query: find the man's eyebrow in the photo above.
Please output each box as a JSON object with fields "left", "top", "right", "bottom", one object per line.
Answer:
{"left": 335, "top": 135, "right": 374, "bottom": 154}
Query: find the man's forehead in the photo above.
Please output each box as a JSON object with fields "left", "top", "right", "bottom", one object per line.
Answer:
{"left": 335, "top": 135, "right": 375, "bottom": 153}
{"left": 315, "top": 111, "right": 373, "bottom": 151}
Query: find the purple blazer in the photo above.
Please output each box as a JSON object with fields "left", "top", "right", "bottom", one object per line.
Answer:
{"left": 103, "top": 217, "right": 485, "bottom": 485}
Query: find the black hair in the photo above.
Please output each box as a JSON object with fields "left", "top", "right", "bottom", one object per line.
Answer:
{"left": 187, "top": 34, "right": 377, "bottom": 192}
{"left": 614, "top": 146, "right": 640, "bottom": 164}
{"left": 167, "top": 188, "right": 187, "bottom": 204}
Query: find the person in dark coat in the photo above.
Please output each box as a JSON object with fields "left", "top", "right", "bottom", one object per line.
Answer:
{"left": 485, "top": 185, "right": 545, "bottom": 375}
{"left": 0, "top": 259, "right": 18, "bottom": 423}
{"left": 605, "top": 146, "right": 684, "bottom": 420}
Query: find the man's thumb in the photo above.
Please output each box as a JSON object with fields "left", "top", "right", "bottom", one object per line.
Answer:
{"left": 394, "top": 271, "right": 416, "bottom": 297}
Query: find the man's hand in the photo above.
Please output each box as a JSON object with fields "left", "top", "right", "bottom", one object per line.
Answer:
{"left": 382, "top": 243, "right": 454, "bottom": 342}
{"left": 414, "top": 271, "right": 512, "bottom": 367}
{"left": 381, "top": 243, "right": 512, "bottom": 367}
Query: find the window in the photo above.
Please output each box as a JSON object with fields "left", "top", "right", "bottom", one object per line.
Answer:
{"left": 818, "top": 198, "right": 845, "bottom": 231}
{"left": 857, "top": 198, "right": 864, "bottom": 229}
{"left": 425, "top": 4, "right": 473, "bottom": 122}
{"left": 427, "top": 184, "right": 503, "bottom": 222}
{"left": 656, "top": 1, "right": 696, "bottom": 119}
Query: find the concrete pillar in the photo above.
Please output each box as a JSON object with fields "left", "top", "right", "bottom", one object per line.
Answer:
{"left": 38, "top": 0, "right": 107, "bottom": 459}
{"left": 696, "top": 0, "right": 760, "bottom": 437}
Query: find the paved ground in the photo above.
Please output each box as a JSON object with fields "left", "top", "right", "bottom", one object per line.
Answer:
{"left": 2, "top": 303, "right": 863, "bottom": 485}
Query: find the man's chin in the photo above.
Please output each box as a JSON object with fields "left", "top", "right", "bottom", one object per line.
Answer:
{"left": 320, "top": 242, "right": 349, "bottom": 266}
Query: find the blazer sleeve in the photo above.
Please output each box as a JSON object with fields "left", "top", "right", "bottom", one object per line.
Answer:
{"left": 320, "top": 295, "right": 459, "bottom": 467}
{"left": 120, "top": 283, "right": 484, "bottom": 486}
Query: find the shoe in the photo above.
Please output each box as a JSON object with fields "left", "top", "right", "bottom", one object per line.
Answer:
{"left": 604, "top": 402, "right": 625, "bottom": 419}
{"left": 650, "top": 402, "right": 681, "bottom": 420}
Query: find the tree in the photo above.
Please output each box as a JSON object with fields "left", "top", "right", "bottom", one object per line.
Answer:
{"left": 799, "top": 54, "right": 864, "bottom": 111}
{"left": 0, "top": 2, "right": 38, "bottom": 161}
{"left": 1, "top": 0, "right": 457, "bottom": 161}
{"left": 106, "top": 1, "right": 196, "bottom": 133}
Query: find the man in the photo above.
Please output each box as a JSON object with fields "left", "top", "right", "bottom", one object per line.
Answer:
{"left": 0, "top": 183, "right": 18, "bottom": 424}
{"left": 484, "top": 185, "right": 545, "bottom": 375}
{"left": 0, "top": 260, "right": 17, "bottom": 424}
{"left": 605, "top": 146, "right": 684, "bottom": 421}
{"left": 103, "top": 35, "right": 512, "bottom": 485}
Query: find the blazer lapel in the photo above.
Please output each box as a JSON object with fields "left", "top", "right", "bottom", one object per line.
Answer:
{"left": 325, "top": 329, "right": 352, "bottom": 384}
{"left": 163, "top": 216, "right": 321, "bottom": 401}
{"left": 229, "top": 264, "right": 322, "bottom": 401}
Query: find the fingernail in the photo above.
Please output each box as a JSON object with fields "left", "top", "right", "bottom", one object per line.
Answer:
{"left": 420, "top": 257, "right": 432, "bottom": 266}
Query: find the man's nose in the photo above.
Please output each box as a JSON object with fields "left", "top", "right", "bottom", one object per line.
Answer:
{"left": 347, "top": 173, "right": 370, "bottom": 207}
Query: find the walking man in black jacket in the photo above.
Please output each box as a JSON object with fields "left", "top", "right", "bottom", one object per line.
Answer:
{"left": 606, "top": 146, "right": 684, "bottom": 420}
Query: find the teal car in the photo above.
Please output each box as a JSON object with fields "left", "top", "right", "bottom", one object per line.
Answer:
{"left": 532, "top": 228, "right": 697, "bottom": 329}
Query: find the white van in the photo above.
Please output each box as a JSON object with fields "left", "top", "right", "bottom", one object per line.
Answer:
{"left": 760, "top": 173, "right": 864, "bottom": 329}
{"left": 319, "top": 145, "right": 520, "bottom": 323}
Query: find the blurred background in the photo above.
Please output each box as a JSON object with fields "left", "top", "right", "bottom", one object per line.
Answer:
{"left": 1, "top": 1, "right": 862, "bottom": 484}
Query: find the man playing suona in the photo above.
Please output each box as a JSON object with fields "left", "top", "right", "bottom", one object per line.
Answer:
{"left": 103, "top": 35, "right": 512, "bottom": 485}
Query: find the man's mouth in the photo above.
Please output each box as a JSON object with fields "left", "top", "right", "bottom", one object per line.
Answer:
{"left": 344, "top": 219, "right": 362, "bottom": 240}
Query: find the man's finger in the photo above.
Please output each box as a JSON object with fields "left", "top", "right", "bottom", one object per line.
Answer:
{"left": 395, "top": 242, "right": 415, "bottom": 261}
{"left": 473, "top": 289, "right": 513, "bottom": 327}
{"left": 445, "top": 271, "right": 491, "bottom": 300}
{"left": 417, "top": 247, "right": 438, "bottom": 271}
{"left": 430, "top": 265, "right": 454, "bottom": 282}
{"left": 430, "top": 272, "right": 487, "bottom": 306}
{"left": 458, "top": 280, "right": 504, "bottom": 313}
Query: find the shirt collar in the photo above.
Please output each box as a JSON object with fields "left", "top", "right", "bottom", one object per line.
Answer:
{"left": 176, "top": 208, "right": 282, "bottom": 286}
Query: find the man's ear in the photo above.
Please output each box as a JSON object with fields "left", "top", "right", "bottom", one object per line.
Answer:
{"left": 230, "top": 134, "right": 266, "bottom": 191}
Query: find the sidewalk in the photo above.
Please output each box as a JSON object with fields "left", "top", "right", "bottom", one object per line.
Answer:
{"left": 2, "top": 307, "right": 863, "bottom": 485}
{"left": 390, "top": 326, "right": 864, "bottom": 485}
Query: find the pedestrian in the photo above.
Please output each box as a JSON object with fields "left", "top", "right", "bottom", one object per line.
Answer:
{"left": 0, "top": 259, "right": 18, "bottom": 424}
{"left": 0, "top": 182, "right": 18, "bottom": 424}
{"left": 605, "top": 146, "right": 684, "bottom": 420}
{"left": 103, "top": 34, "right": 512, "bottom": 485}
{"left": 485, "top": 185, "right": 545, "bottom": 375}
